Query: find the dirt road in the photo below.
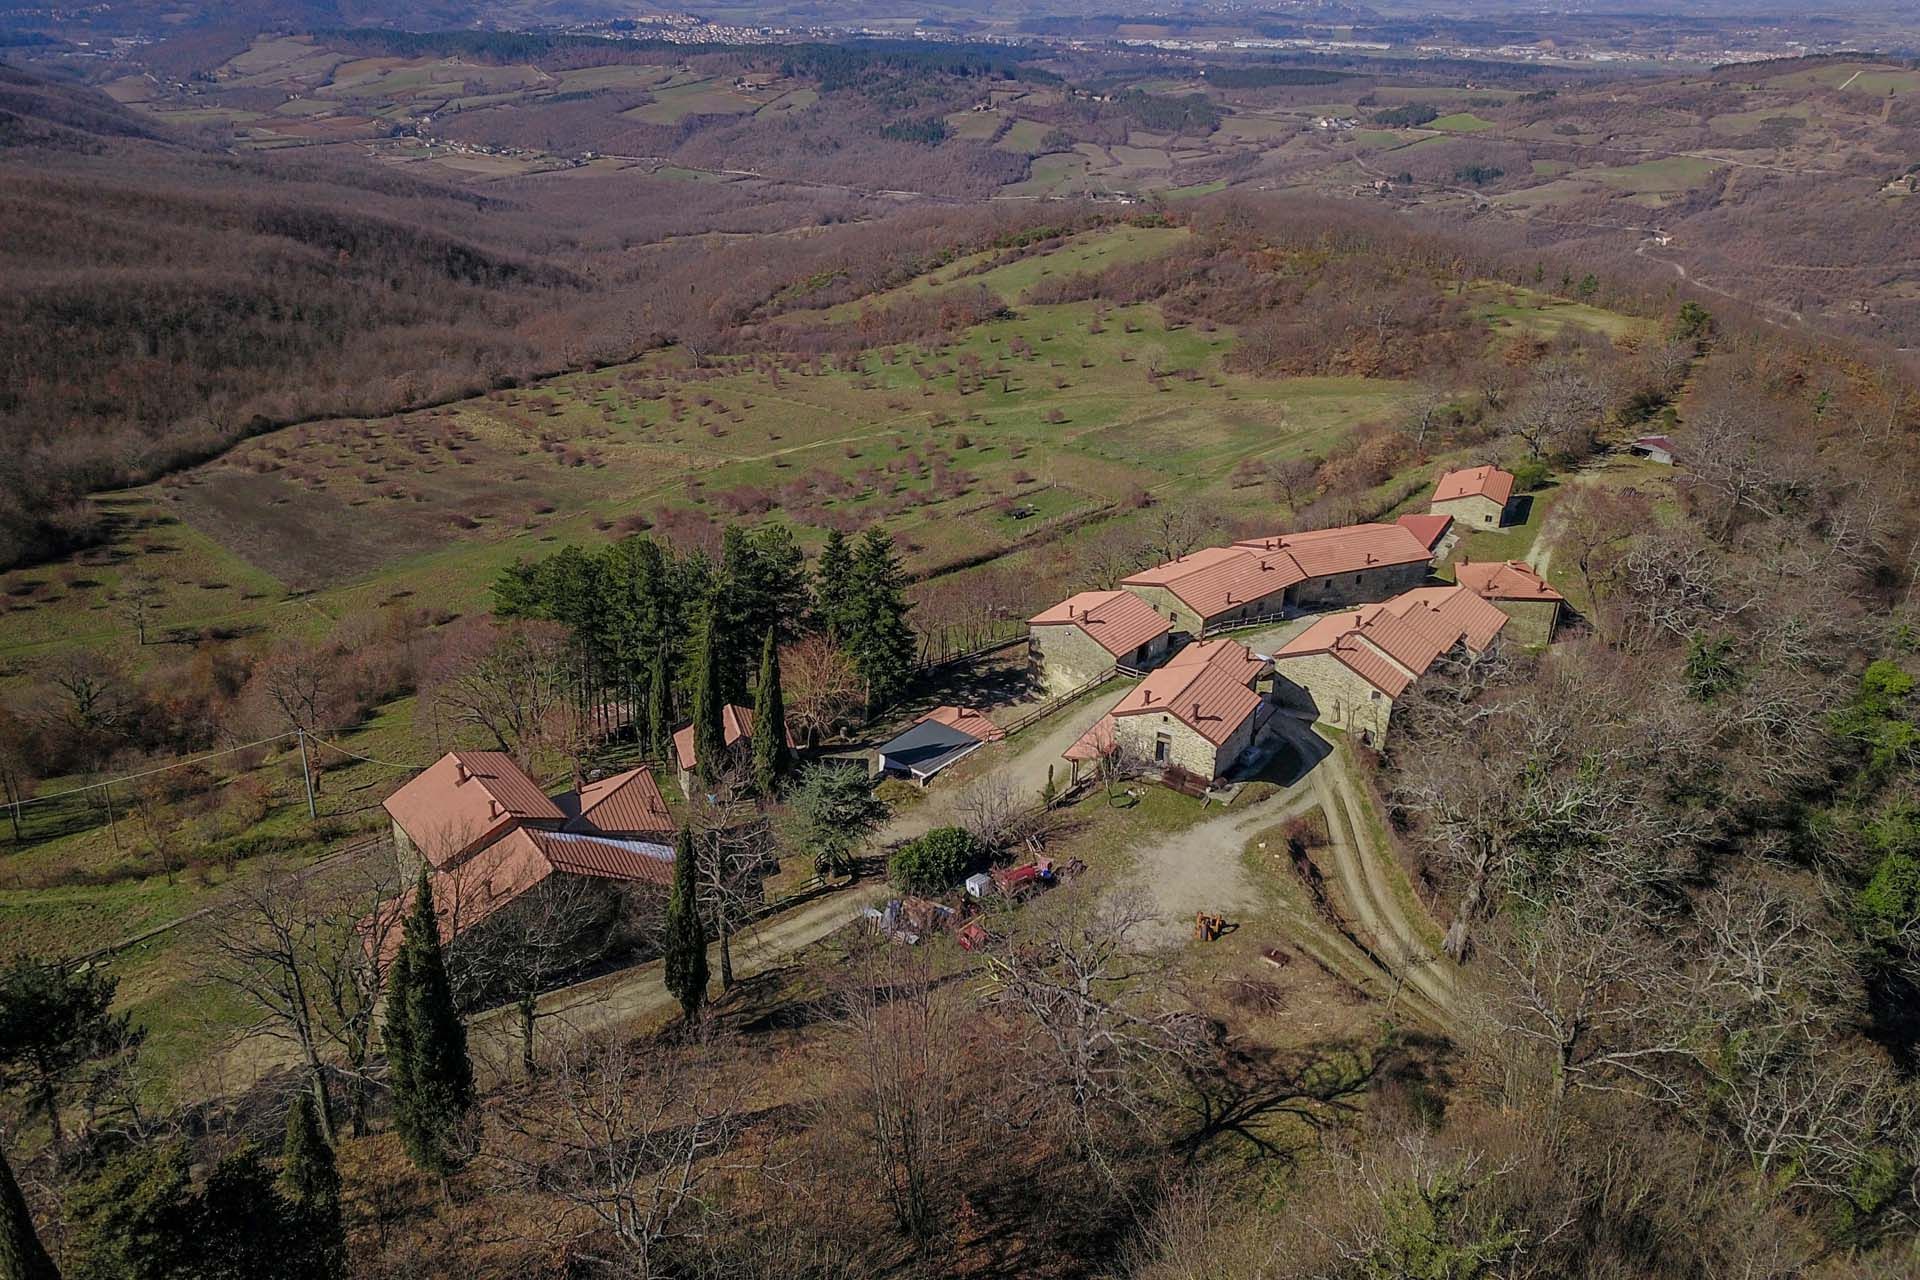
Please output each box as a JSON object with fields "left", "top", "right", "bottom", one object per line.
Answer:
{"left": 877, "top": 685, "right": 1130, "bottom": 845}
{"left": 1120, "top": 714, "right": 1459, "bottom": 1030}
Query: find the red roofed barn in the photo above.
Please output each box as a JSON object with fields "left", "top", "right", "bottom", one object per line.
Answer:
{"left": 671, "top": 704, "right": 796, "bottom": 796}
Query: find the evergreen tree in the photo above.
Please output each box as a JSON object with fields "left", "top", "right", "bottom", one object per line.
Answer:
{"left": 789, "top": 763, "right": 890, "bottom": 878}
{"left": 691, "top": 605, "right": 730, "bottom": 789}
{"left": 281, "top": 1093, "right": 345, "bottom": 1279}
{"left": 845, "top": 528, "right": 917, "bottom": 711}
{"left": 646, "top": 645, "right": 674, "bottom": 764}
{"left": 0, "top": 955, "right": 140, "bottom": 1156}
{"left": 661, "top": 826, "right": 709, "bottom": 1024}
{"left": 813, "top": 529, "right": 855, "bottom": 640}
{"left": 0, "top": 1141, "right": 57, "bottom": 1280}
{"left": 383, "top": 871, "right": 473, "bottom": 1177}
{"left": 751, "top": 628, "right": 792, "bottom": 798}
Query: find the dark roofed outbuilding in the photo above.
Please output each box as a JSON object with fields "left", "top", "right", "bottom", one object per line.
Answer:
{"left": 874, "top": 718, "right": 987, "bottom": 784}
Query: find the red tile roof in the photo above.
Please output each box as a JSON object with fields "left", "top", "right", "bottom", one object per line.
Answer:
{"left": 1395, "top": 513, "right": 1453, "bottom": 551}
{"left": 1029, "top": 590, "right": 1171, "bottom": 657}
{"left": 1432, "top": 465, "right": 1515, "bottom": 507}
{"left": 672, "top": 705, "right": 796, "bottom": 772}
{"left": 555, "top": 767, "right": 673, "bottom": 838}
{"left": 1110, "top": 638, "right": 1266, "bottom": 747}
{"left": 1121, "top": 522, "right": 1441, "bottom": 624}
{"left": 1273, "top": 585, "right": 1509, "bottom": 697}
{"left": 376, "top": 828, "right": 676, "bottom": 960}
{"left": 919, "top": 705, "right": 1007, "bottom": 743}
{"left": 383, "top": 751, "right": 564, "bottom": 868}
{"left": 1453, "top": 559, "right": 1565, "bottom": 603}
{"left": 1064, "top": 714, "right": 1116, "bottom": 763}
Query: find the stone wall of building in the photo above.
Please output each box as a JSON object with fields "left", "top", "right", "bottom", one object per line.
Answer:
{"left": 1491, "top": 597, "right": 1559, "bottom": 646}
{"left": 1432, "top": 494, "right": 1505, "bottom": 529}
{"left": 1117, "top": 582, "right": 1197, "bottom": 635}
{"left": 1111, "top": 703, "right": 1257, "bottom": 780}
{"left": 1272, "top": 653, "right": 1394, "bottom": 745}
{"left": 1291, "top": 560, "right": 1430, "bottom": 611}
{"left": 1029, "top": 624, "right": 1128, "bottom": 695}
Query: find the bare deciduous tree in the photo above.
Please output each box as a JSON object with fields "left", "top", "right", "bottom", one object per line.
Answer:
{"left": 485, "top": 1030, "right": 748, "bottom": 1275}
{"left": 981, "top": 889, "right": 1209, "bottom": 1178}
{"left": 834, "top": 938, "right": 959, "bottom": 1244}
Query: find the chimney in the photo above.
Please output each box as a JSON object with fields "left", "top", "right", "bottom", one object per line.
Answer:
{"left": 1192, "top": 701, "right": 1202, "bottom": 721}
{"left": 454, "top": 760, "right": 471, "bottom": 785}
{"left": 489, "top": 798, "right": 501, "bottom": 819}
{"left": 1143, "top": 689, "right": 1154, "bottom": 704}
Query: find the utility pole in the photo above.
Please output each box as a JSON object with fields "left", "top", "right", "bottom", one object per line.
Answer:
{"left": 297, "top": 728, "right": 317, "bottom": 821}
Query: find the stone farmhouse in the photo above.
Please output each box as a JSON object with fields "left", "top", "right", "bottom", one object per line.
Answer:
{"left": 1453, "top": 558, "right": 1564, "bottom": 645}
{"left": 1066, "top": 637, "right": 1271, "bottom": 783}
{"left": 1269, "top": 585, "right": 1509, "bottom": 745}
{"left": 1027, "top": 589, "right": 1172, "bottom": 694}
{"left": 380, "top": 750, "right": 677, "bottom": 955}
{"left": 1114, "top": 517, "right": 1445, "bottom": 641}
{"left": 1429, "top": 465, "right": 1516, "bottom": 529}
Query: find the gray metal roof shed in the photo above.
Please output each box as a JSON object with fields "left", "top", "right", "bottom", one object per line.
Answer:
{"left": 874, "top": 718, "right": 986, "bottom": 783}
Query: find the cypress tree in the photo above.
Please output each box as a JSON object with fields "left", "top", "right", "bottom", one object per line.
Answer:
{"left": 813, "top": 529, "right": 855, "bottom": 640}
{"left": 0, "top": 1140, "right": 57, "bottom": 1280}
{"left": 752, "top": 627, "right": 792, "bottom": 798}
{"left": 383, "top": 871, "right": 473, "bottom": 1177}
{"left": 662, "top": 826, "right": 709, "bottom": 1025}
{"left": 647, "top": 646, "right": 673, "bottom": 764}
{"left": 691, "top": 605, "right": 729, "bottom": 789}
{"left": 281, "top": 1093, "right": 345, "bottom": 1279}
{"left": 846, "top": 528, "right": 916, "bottom": 711}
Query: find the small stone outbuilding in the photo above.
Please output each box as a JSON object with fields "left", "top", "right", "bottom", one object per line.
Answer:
{"left": 1028, "top": 590, "right": 1171, "bottom": 693}
{"left": 1429, "top": 465, "right": 1516, "bottom": 529}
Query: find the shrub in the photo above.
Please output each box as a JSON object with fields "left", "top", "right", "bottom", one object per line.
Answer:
{"left": 888, "top": 826, "right": 982, "bottom": 894}
{"left": 1510, "top": 458, "right": 1551, "bottom": 492}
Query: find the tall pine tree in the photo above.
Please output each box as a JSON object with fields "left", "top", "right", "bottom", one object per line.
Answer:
{"left": 0, "top": 1140, "right": 57, "bottom": 1280}
{"left": 662, "top": 826, "right": 709, "bottom": 1025}
{"left": 813, "top": 529, "right": 855, "bottom": 640}
{"left": 282, "top": 1093, "right": 346, "bottom": 1280}
{"left": 647, "top": 645, "right": 674, "bottom": 764}
{"left": 690, "top": 604, "right": 730, "bottom": 790}
{"left": 383, "top": 871, "right": 473, "bottom": 1178}
{"left": 752, "top": 628, "right": 793, "bottom": 798}
{"left": 846, "top": 528, "right": 917, "bottom": 711}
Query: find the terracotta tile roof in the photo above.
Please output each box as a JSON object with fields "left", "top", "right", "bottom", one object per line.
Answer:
{"left": 1164, "top": 636, "right": 1272, "bottom": 683}
{"left": 919, "top": 705, "right": 1007, "bottom": 743}
{"left": 377, "top": 828, "right": 676, "bottom": 960}
{"left": 554, "top": 767, "right": 673, "bottom": 838}
{"left": 1123, "top": 546, "right": 1301, "bottom": 620}
{"left": 672, "top": 705, "right": 796, "bottom": 773}
{"left": 1111, "top": 638, "right": 1265, "bottom": 747}
{"left": 1029, "top": 590, "right": 1170, "bottom": 657}
{"left": 1432, "top": 465, "right": 1515, "bottom": 507}
{"left": 383, "top": 751, "right": 564, "bottom": 868}
{"left": 1453, "top": 559, "right": 1565, "bottom": 604}
{"left": 1232, "top": 521, "right": 1435, "bottom": 579}
{"left": 1064, "top": 714, "right": 1116, "bottom": 762}
{"left": 1273, "top": 585, "right": 1509, "bottom": 697}
{"left": 1120, "top": 544, "right": 1245, "bottom": 587}
{"left": 530, "top": 830, "right": 677, "bottom": 886}
{"left": 1395, "top": 513, "right": 1453, "bottom": 551}
{"left": 1633, "top": 434, "right": 1676, "bottom": 453}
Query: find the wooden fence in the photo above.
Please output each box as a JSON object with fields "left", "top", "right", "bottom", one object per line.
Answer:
{"left": 1000, "top": 666, "right": 1118, "bottom": 737}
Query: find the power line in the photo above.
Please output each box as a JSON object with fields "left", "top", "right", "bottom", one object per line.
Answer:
{"left": 7, "top": 731, "right": 299, "bottom": 810}
{"left": 303, "top": 733, "right": 433, "bottom": 772}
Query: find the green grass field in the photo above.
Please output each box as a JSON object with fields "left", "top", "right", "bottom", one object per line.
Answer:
{"left": 1430, "top": 112, "right": 1495, "bottom": 133}
{"left": 0, "top": 221, "right": 1648, "bottom": 1103}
